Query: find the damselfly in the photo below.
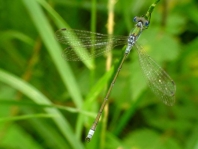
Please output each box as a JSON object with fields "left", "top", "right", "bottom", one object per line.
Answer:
{"left": 55, "top": 0, "right": 176, "bottom": 142}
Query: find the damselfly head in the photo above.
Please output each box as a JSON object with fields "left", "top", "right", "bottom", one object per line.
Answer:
{"left": 133, "top": 16, "right": 149, "bottom": 29}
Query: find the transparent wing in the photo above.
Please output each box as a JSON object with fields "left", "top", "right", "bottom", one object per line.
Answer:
{"left": 135, "top": 44, "right": 176, "bottom": 106}
{"left": 55, "top": 28, "right": 128, "bottom": 61}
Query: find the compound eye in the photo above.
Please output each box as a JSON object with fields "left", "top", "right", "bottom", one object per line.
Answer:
{"left": 145, "top": 21, "right": 149, "bottom": 27}
{"left": 133, "top": 17, "right": 137, "bottom": 22}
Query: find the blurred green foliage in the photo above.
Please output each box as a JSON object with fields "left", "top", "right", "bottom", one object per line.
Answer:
{"left": 0, "top": 0, "right": 198, "bottom": 149}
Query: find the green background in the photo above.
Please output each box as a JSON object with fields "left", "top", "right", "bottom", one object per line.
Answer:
{"left": 0, "top": 0, "right": 198, "bottom": 149}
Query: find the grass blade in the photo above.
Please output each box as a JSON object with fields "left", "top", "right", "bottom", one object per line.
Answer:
{"left": 0, "top": 68, "right": 84, "bottom": 149}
